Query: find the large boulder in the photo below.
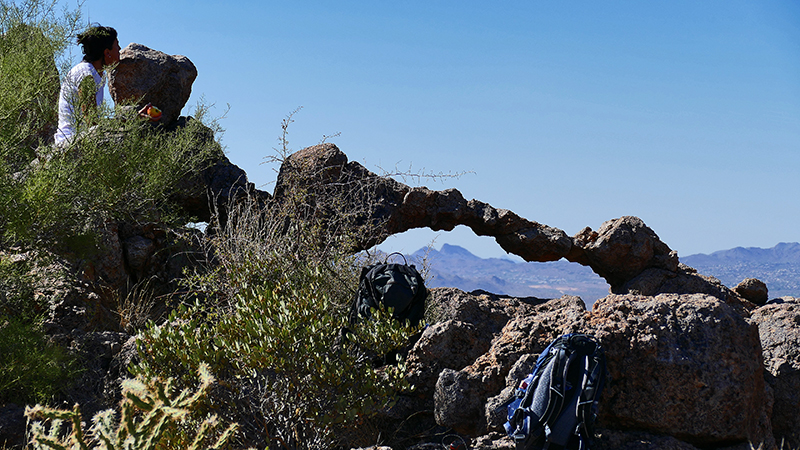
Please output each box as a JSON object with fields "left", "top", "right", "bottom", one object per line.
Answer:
{"left": 616, "top": 264, "right": 756, "bottom": 316}
{"left": 432, "top": 294, "right": 587, "bottom": 435}
{"left": 405, "top": 288, "right": 546, "bottom": 399}
{"left": 109, "top": 43, "right": 197, "bottom": 126}
{"left": 735, "top": 278, "right": 769, "bottom": 305}
{"left": 751, "top": 297, "right": 800, "bottom": 448}
{"left": 585, "top": 293, "right": 773, "bottom": 448}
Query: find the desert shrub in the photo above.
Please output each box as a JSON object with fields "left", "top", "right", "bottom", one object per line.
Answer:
{"left": 26, "top": 363, "right": 241, "bottom": 450}
{"left": 133, "top": 142, "right": 423, "bottom": 448}
{"left": 0, "top": 252, "right": 37, "bottom": 319}
{"left": 0, "top": 250, "right": 79, "bottom": 405}
{"left": 0, "top": 315, "right": 78, "bottom": 405}
{"left": 0, "top": 0, "right": 82, "bottom": 162}
{"left": 4, "top": 112, "right": 222, "bottom": 250}
{"left": 1, "top": 0, "right": 222, "bottom": 251}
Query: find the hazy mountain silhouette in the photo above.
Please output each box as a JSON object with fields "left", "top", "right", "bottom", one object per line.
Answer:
{"left": 682, "top": 242, "right": 800, "bottom": 299}
{"left": 411, "top": 242, "right": 800, "bottom": 306}
{"left": 410, "top": 244, "right": 611, "bottom": 306}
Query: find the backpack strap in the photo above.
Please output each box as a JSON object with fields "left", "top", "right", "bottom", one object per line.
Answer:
{"left": 576, "top": 350, "right": 607, "bottom": 445}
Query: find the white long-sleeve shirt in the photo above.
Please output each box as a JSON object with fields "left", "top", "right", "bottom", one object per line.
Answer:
{"left": 53, "top": 61, "right": 103, "bottom": 145}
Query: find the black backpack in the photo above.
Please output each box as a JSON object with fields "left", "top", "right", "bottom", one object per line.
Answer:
{"left": 504, "top": 333, "right": 607, "bottom": 450}
{"left": 352, "top": 252, "right": 427, "bottom": 327}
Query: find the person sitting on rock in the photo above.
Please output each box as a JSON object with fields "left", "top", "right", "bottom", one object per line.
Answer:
{"left": 53, "top": 24, "right": 151, "bottom": 147}
{"left": 53, "top": 24, "right": 119, "bottom": 146}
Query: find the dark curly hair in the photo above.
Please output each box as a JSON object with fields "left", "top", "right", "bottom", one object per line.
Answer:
{"left": 76, "top": 24, "right": 117, "bottom": 63}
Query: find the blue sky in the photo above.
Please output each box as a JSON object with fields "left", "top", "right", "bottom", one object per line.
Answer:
{"left": 75, "top": 0, "right": 799, "bottom": 259}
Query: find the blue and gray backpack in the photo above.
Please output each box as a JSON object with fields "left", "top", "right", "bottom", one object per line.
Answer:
{"left": 504, "top": 333, "right": 607, "bottom": 450}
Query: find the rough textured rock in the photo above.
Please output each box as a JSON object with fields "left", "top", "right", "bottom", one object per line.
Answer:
{"left": 570, "top": 217, "right": 679, "bottom": 288}
{"left": 171, "top": 149, "right": 267, "bottom": 224}
{"left": 109, "top": 43, "right": 197, "bottom": 125}
{"left": 484, "top": 353, "right": 538, "bottom": 431}
{"left": 751, "top": 297, "right": 800, "bottom": 448}
{"left": 404, "top": 289, "right": 545, "bottom": 403}
{"left": 735, "top": 278, "right": 769, "bottom": 305}
{"left": 47, "top": 331, "right": 133, "bottom": 418}
{"left": 592, "top": 428, "right": 700, "bottom": 450}
{"left": 470, "top": 432, "right": 516, "bottom": 449}
{"left": 585, "top": 293, "right": 773, "bottom": 448}
{"left": 0, "top": 403, "right": 26, "bottom": 450}
{"left": 431, "top": 293, "right": 587, "bottom": 435}
{"left": 276, "top": 144, "right": 685, "bottom": 292}
{"left": 618, "top": 264, "right": 756, "bottom": 316}
{"left": 404, "top": 320, "right": 487, "bottom": 398}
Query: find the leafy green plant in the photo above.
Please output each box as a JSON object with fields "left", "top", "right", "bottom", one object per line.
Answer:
{"left": 0, "top": 315, "right": 78, "bottom": 405}
{"left": 0, "top": 0, "right": 83, "bottom": 161}
{"left": 26, "top": 363, "right": 242, "bottom": 450}
{"left": 0, "top": 252, "right": 36, "bottom": 319}
{"left": 132, "top": 168, "right": 423, "bottom": 449}
{"left": 135, "top": 267, "right": 416, "bottom": 449}
{"left": 4, "top": 112, "right": 222, "bottom": 249}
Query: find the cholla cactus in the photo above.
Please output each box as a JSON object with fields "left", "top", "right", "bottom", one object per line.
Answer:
{"left": 25, "top": 363, "right": 242, "bottom": 450}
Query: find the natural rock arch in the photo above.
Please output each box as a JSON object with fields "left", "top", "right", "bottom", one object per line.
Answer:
{"left": 268, "top": 143, "right": 753, "bottom": 310}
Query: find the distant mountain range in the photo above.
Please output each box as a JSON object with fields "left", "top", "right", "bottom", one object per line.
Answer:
{"left": 408, "top": 242, "right": 800, "bottom": 307}
{"left": 681, "top": 242, "right": 800, "bottom": 299}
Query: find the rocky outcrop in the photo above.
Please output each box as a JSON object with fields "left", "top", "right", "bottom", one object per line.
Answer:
{"left": 5, "top": 137, "right": 797, "bottom": 450}
{"left": 751, "top": 297, "right": 800, "bottom": 448}
{"left": 380, "top": 288, "right": 779, "bottom": 449}
{"left": 109, "top": 43, "right": 197, "bottom": 126}
{"left": 433, "top": 295, "right": 586, "bottom": 435}
{"left": 585, "top": 294, "right": 772, "bottom": 448}
{"left": 274, "top": 145, "right": 697, "bottom": 297}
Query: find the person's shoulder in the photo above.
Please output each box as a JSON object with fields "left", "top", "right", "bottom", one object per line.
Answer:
{"left": 68, "top": 61, "right": 96, "bottom": 77}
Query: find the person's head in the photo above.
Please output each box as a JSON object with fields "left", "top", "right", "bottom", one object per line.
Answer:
{"left": 77, "top": 24, "right": 120, "bottom": 65}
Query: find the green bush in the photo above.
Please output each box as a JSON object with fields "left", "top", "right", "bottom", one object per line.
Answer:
{"left": 134, "top": 190, "right": 421, "bottom": 449}
{"left": 0, "top": 0, "right": 82, "bottom": 162}
{"left": 0, "top": 315, "right": 78, "bottom": 405}
{"left": 0, "top": 252, "right": 36, "bottom": 319}
{"left": 3, "top": 110, "right": 222, "bottom": 250}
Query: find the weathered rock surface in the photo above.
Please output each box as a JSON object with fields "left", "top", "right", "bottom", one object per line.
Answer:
{"left": 424, "top": 292, "right": 586, "bottom": 435}
{"left": 735, "top": 278, "right": 769, "bottom": 305}
{"left": 751, "top": 297, "right": 800, "bottom": 448}
{"left": 6, "top": 138, "right": 798, "bottom": 450}
{"left": 584, "top": 293, "right": 773, "bottom": 448}
{"left": 109, "top": 43, "right": 197, "bottom": 126}
{"left": 275, "top": 144, "right": 700, "bottom": 297}
{"left": 382, "top": 288, "right": 780, "bottom": 449}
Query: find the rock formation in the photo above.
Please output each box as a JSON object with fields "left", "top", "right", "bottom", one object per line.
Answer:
{"left": 751, "top": 297, "right": 800, "bottom": 448}
{"left": 109, "top": 43, "right": 197, "bottom": 126}
{"left": 273, "top": 144, "right": 759, "bottom": 314}
{"left": 735, "top": 278, "right": 769, "bottom": 305}
{"left": 585, "top": 294, "right": 771, "bottom": 447}
{"left": 4, "top": 135, "right": 798, "bottom": 450}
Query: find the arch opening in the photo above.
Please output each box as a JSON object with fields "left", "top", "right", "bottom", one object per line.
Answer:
{"left": 376, "top": 225, "right": 610, "bottom": 307}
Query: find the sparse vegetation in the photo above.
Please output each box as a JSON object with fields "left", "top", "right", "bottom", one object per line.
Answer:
{"left": 0, "top": 315, "right": 79, "bottom": 405}
{"left": 1, "top": 3, "right": 425, "bottom": 449}
{"left": 26, "top": 363, "right": 240, "bottom": 450}
{"left": 133, "top": 131, "right": 422, "bottom": 448}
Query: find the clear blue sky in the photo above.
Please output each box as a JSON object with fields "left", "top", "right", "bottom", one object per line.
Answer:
{"left": 75, "top": 0, "right": 799, "bottom": 258}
